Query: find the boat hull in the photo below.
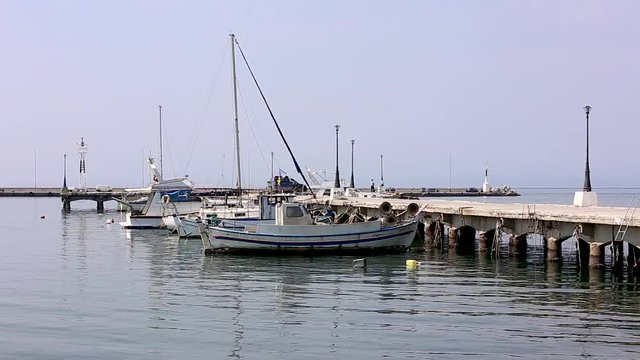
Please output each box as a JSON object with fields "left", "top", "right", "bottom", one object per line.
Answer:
{"left": 204, "top": 220, "right": 418, "bottom": 254}
{"left": 119, "top": 215, "right": 165, "bottom": 229}
{"left": 178, "top": 217, "right": 273, "bottom": 238}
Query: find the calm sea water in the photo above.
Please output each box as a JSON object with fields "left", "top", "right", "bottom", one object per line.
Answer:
{"left": 1, "top": 189, "right": 640, "bottom": 359}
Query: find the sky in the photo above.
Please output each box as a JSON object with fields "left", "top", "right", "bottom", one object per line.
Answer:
{"left": 1, "top": 1, "right": 638, "bottom": 190}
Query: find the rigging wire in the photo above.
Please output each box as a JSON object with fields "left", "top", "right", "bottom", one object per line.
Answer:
{"left": 161, "top": 112, "right": 178, "bottom": 179}
{"left": 183, "top": 41, "right": 229, "bottom": 174}
{"left": 237, "top": 83, "right": 274, "bottom": 174}
{"left": 234, "top": 38, "right": 317, "bottom": 201}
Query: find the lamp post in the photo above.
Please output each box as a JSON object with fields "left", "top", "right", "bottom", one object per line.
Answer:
{"left": 334, "top": 125, "right": 341, "bottom": 188}
{"left": 63, "top": 153, "right": 67, "bottom": 190}
{"left": 582, "top": 105, "right": 592, "bottom": 192}
{"left": 380, "top": 154, "right": 384, "bottom": 187}
{"left": 349, "top": 140, "right": 355, "bottom": 188}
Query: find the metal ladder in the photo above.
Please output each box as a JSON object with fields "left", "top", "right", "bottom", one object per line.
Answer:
{"left": 613, "top": 195, "right": 640, "bottom": 270}
{"left": 614, "top": 195, "right": 640, "bottom": 242}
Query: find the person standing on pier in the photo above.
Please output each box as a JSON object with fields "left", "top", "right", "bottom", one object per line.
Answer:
{"left": 370, "top": 179, "right": 375, "bottom": 192}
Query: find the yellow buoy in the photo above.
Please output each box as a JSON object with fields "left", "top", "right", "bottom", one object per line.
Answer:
{"left": 406, "top": 259, "right": 418, "bottom": 269}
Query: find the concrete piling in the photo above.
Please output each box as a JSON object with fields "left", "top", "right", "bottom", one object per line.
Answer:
{"left": 589, "top": 242, "right": 604, "bottom": 269}
{"left": 478, "top": 231, "right": 488, "bottom": 253}
{"left": 448, "top": 226, "right": 458, "bottom": 249}
{"left": 547, "top": 237, "right": 562, "bottom": 262}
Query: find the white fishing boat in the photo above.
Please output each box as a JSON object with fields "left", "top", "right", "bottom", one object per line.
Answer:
{"left": 199, "top": 201, "right": 420, "bottom": 254}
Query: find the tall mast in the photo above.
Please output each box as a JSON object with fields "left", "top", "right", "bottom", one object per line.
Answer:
{"left": 159, "top": 105, "right": 163, "bottom": 177}
{"left": 231, "top": 34, "right": 242, "bottom": 192}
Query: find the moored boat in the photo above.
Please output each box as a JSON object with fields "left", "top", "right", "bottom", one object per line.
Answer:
{"left": 119, "top": 159, "right": 201, "bottom": 229}
{"left": 199, "top": 202, "right": 420, "bottom": 255}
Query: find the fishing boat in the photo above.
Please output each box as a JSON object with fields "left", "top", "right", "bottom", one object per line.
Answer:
{"left": 200, "top": 201, "right": 419, "bottom": 254}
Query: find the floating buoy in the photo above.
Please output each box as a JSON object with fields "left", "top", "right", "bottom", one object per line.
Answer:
{"left": 352, "top": 258, "right": 367, "bottom": 269}
{"left": 106, "top": 218, "right": 114, "bottom": 224}
{"left": 406, "top": 259, "right": 419, "bottom": 269}
{"left": 40, "top": 215, "right": 45, "bottom": 219}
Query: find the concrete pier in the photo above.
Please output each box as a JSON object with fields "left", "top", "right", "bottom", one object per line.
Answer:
{"left": 589, "top": 242, "right": 605, "bottom": 269}
{"left": 448, "top": 226, "right": 458, "bottom": 248}
{"left": 299, "top": 194, "right": 640, "bottom": 273}
{"left": 547, "top": 237, "right": 562, "bottom": 262}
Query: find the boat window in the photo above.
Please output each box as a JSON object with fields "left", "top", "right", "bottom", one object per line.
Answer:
{"left": 234, "top": 212, "right": 246, "bottom": 217}
{"left": 322, "top": 189, "right": 331, "bottom": 196}
{"left": 286, "top": 206, "right": 304, "bottom": 218}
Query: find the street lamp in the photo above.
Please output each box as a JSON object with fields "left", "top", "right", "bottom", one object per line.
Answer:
{"left": 334, "top": 125, "right": 341, "bottom": 188}
{"left": 583, "top": 105, "right": 592, "bottom": 192}
{"left": 380, "top": 154, "right": 384, "bottom": 187}
{"left": 349, "top": 140, "right": 355, "bottom": 188}
{"left": 63, "top": 153, "right": 67, "bottom": 190}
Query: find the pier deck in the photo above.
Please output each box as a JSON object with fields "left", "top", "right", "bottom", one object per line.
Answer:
{"left": 298, "top": 195, "right": 640, "bottom": 253}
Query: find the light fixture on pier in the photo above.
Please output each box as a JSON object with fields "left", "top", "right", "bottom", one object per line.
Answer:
{"left": 334, "top": 125, "right": 341, "bottom": 188}
{"left": 582, "top": 105, "right": 592, "bottom": 192}
{"left": 63, "top": 153, "right": 67, "bottom": 190}
{"left": 573, "top": 105, "right": 598, "bottom": 207}
{"left": 350, "top": 140, "right": 355, "bottom": 188}
{"left": 380, "top": 154, "right": 384, "bottom": 186}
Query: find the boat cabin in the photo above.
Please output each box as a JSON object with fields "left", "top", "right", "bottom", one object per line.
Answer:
{"left": 275, "top": 203, "right": 314, "bottom": 225}
{"left": 259, "top": 193, "right": 297, "bottom": 220}
{"left": 315, "top": 187, "right": 347, "bottom": 200}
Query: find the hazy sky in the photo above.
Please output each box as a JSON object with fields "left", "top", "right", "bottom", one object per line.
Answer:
{"left": 1, "top": 1, "right": 638, "bottom": 189}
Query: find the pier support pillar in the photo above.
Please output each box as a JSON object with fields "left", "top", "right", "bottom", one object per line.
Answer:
{"left": 427, "top": 221, "right": 445, "bottom": 248}
{"left": 423, "top": 221, "right": 433, "bottom": 247}
{"left": 577, "top": 238, "right": 590, "bottom": 270}
{"left": 589, "top": 242, "right": 604, "bottom": 269}
{"left": 62, "top": 200, "right": 71, "bottom": 212}
{"left": 448, "top": 226, "right": 458, "bottom": 249}
{"left": 478, "top": 231, "right": 488, "bottom": 253}
{"left": 509, "top": 234, "right": 527, "bottom": 259}
{"left": 546, "top": 237, "right": 562, "bottom": 262}
{"left": 97, "top": 200, "right": 104, "bottom": 213}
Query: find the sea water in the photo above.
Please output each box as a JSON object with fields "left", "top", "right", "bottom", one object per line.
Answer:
{"left": 0, "top": 189, "right": 639, "bottom": 359}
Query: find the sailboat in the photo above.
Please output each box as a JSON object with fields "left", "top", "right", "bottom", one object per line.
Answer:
{"left": 172, "top": 34, "right": 266, "bottom": 237}
{"left": 199, "top": 34, "right": 420, "bottom": 254}
{"left": 120, "top": 107, "right": 201, "bottom": 229}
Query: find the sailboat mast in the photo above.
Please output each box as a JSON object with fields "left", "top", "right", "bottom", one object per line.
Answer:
{"left": 159, "top": 105, "right": 163, "bottom": 177}
{"left": 231, "top": 33, "right": 242, "bottom": 191}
